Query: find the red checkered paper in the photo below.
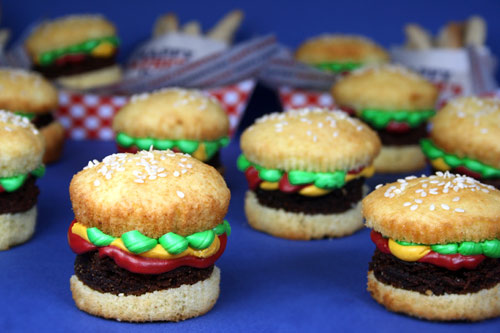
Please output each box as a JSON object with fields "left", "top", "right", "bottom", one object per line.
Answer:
{"left": 278, "top": 86, "right": 335, "bottom": 110}
{"left": 57, "top": 79, "right": 255, "bottom": 140}
{"left": 278, "top": 80, "right": 465, "bottom": 111}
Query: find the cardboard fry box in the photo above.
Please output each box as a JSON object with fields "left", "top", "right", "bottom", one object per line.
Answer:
{"left": 391, "top": 46, "right": 497, "bottom": 106}
{"left": 57, "top": 79, "right": 256, "bottom": 139}
{"left": 2, "top": 30, "right": 278, "bottom": 139}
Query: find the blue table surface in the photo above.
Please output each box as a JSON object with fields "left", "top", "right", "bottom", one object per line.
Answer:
{"left": 0, "top": 139, "right": 499, "bottom": 332}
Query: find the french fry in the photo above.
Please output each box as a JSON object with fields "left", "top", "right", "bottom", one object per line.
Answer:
{"left": 436, "top": 22, "right": 464, "bottom": 48}
{"left": 465, "top": 15, "right": 487, "bottom": 46}
{"left": 182, "top": 21, "right": 202, "bottom": 36}
{"left": 153, "top": 13, "right": 179, "bottom": 37}
{"left": 404, "top": 24, "right": 433, "bottom": 50}
{"left": 207, "top": 10, "right": 244, "bottom": 44}
{"left": 0, "top": 29, "right": 9, "bottom": 49}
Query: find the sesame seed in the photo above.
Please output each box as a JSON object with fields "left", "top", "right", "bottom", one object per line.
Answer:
{"left": 441, "top": 204, "right": 450, "bottom": 210}
{"left": 415, "top": 199, "right": 423, "bottom": 204}
{"left": 429, "top": 204, "right": 435, "bottom": 211}
{"left": 93, "top": 180, "right": 100, "bottom": 186}
{"left": 375, "top": 184, "right": 383, "bottom": 189}
{"left": 403, "top": 202, "right": 411, "bottom": 207}
{"left": 173, "top": 171, "right": 180, "bottom": 177}
{"left": 134, "top": 179, "right": 145, "bottom": 183}
{"left": 176, "top": 191, "right": 185, "bottom": 198}
{"left": 455, "top": 208, "right": 465, "bottom": 213}
{"left": 410, "top": 205, "right": 418, "bottom": 211}
{"left": 452, "top": 197, "right": 460, "bottom": 202}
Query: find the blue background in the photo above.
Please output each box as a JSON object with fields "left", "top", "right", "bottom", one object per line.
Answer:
{"left": 2, "top": 1, "right": 500, "bottom": 332}
{"left": 1, "top": 141, "right": 500, "bottom": 332}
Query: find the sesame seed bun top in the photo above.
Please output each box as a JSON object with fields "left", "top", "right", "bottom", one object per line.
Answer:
{"left": 240, "top": 108, "right": 381, "bottom": 172}
{"left": 0, "top": 111, "right": 45, "bottom": 177}
{"left": 331, "top": 64, "right": 438, "bottom": 111}
{"left": 363, "top": 172, "right": 500, "bottom": 244}
{"left": 430, "top": 96, "right": 500, "bottom": 169}
{"left": 25, "top": 14, "right": 116, "bottom": 57}
{"left": 112, "top": 88, "right": 229, "bottom": 141}
{"left": 69, "top": 150, "right": 230, "bottom": 238}
{"left": 295, "top": 34, "right": 389, "bottom": 65}
{"left": 0, "top": 68, "right": 58, "bottom": 113}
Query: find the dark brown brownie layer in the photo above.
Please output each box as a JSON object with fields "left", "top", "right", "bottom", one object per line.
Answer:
{"left": 206, "top": 151, "right": 222, "bottom": 171}
{"left": 376, "top": 123, "right": 428, "bottom": 146}
{"left": 74, "top": 251, "right": 214, "bottom": 296}
{"left": 33, "top": 55, "right": 117, "bottom": 79}
{"left": 254, "top": 177, "right": 364, "bottom": 214}
{"left": 0, "top": 177, "right": 39, "bottom": 214}
{"left": 369, "top": 249, "right": 500, "bottom": 296}
{"left": 32, "top": 113, "right": 55, "bottom": 129}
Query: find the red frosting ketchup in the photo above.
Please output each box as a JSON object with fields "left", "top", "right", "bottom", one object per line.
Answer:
{"left": 370, "top": 231, "right": 485, "bottom": 271}
{"left": 68, "top": 223, "right": 227, "bottom": 275}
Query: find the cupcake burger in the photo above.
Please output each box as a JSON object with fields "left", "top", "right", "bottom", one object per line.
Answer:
{"left": 295, "top": 34, "right": 389, "bottom": 74}
{"left": 25, "top": 14, "right": 121, "bottom": 90}
{"left": 421, "top": 96, "right": 500, "bottom": 189}
{"left": 0, "top": 68, "right": 65, "bottom": 164}
{"left": 68, "top": 150, "right": 231, "bottom": 322}
{"left": 0, "top": 111, "right": 45, "bottom": 250}
{"left": 113, "top": 88, "right": 229, "bottom": 172}
{"left": 238, "top": 108, "right": 380, "bottom": 240}
{"left": 364, "top": 172, "right": 500, "bottom": 321}
{"left": 332, "top": 64, "right": 438, "bottom": 173}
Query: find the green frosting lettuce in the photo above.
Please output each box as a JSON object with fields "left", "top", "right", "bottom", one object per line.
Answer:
{"left": 236, "top": 154, "right": 346, "bottom": 189}
{"left": 314, "top": 61, "right": 362, "bottom": 73}
{"left": 116, "top": 132, "right": 229, "bottom": 159}
{"left": 0, "top": 165, "right": 45, "bottom": 192}
{"left": 84, "top": 220, "right": 231, "bottom": 255}
{"left": 38, "top": 36, "right": 120, "bottom": 66}
{"left": 14, "top": 111, "right": 36, "bottom": 120}
{"left": 87, "top": 227, "right": 115, "bottom": 247}
{"left": 121, "top": 230, "right": 158, "bottom": 254}
{"left": 396, "top": 238, "right": 500, "bottom": 258}
{"left": 360, "top": 109, "right": 435, "bottom": 129}
{"left": 420, "top": 139, "right": 500, "bottom": 179}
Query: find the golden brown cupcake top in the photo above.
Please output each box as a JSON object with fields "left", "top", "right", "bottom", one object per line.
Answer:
{"left": 0, "top": 111, "right": 45, "bottom": 177}
{"left": 332, "top": 64, "right": 438, "bottom": 111}
{"left": 70, "top": 150, "right": 230, "bottom": 238}
{"left": 363, "top": 172, "right": 500, "bottom": 244}
{"left": 430, "top": 97, "right": 500, "bottom": 169}
{"left": 113, "top": 88, "right": 229, "bottom": 141}
{"left": 0, "top": 68, "right": 58, "bottom": 113}
{"left": 240, "top": 108, "right": 381, "bottom": 172}
{"left": 25, "top": 14, "right": 116, "bottom": 57}
{"left": 295, "top": 34, "right": 389, "bottom": 65}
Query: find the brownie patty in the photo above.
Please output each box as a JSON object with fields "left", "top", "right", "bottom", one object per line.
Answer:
{"left": 32, "top": 113, "right": 55, "bottom": 129}
{"left": 74, "top": 251, "right": 214, "bottom": 296}
{"left": 254, "top": 177, "right": 364, "bottom": 214}
{"left": 33, "top": 54, "right": 117, "bottom": 79}
{"left": 369, "top": 249, "right": 500, "bottom": 296}
{"left": 206, "top": 151, "right": 222, "bottom": 171}
{"left": 375, "top": 123, "right": 428, "bottom": 146}
{"left": 0, "top": 177, "right": 39, "bottom": 214}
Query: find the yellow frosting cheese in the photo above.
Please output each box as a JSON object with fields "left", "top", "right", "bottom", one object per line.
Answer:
{"left": 260, "top": 181, "right": 279, "bottom": 190}
{"left": 388, "top": 239, "right": 431, "bottom": 262}
{"left": 192, "top": 143, "right": 208, "bottom": 161}
{"left": 71, "top": 223, "right": 220, "bottom": 260}
{"left": 299, "top": 185, "right": 331, "bottom": 197}
{"left": 430, "top": 157, "right": 451, "bottom": 171}
{"left": 345, "top": 165, "right": 375, "bottom": 182}
{"left": 91, "top": 42, "right": 116, "bottom": 57}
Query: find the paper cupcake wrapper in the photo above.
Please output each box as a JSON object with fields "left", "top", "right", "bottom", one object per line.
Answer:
{"left": 57, "top": 79, "right": 256, "bottom": 140}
